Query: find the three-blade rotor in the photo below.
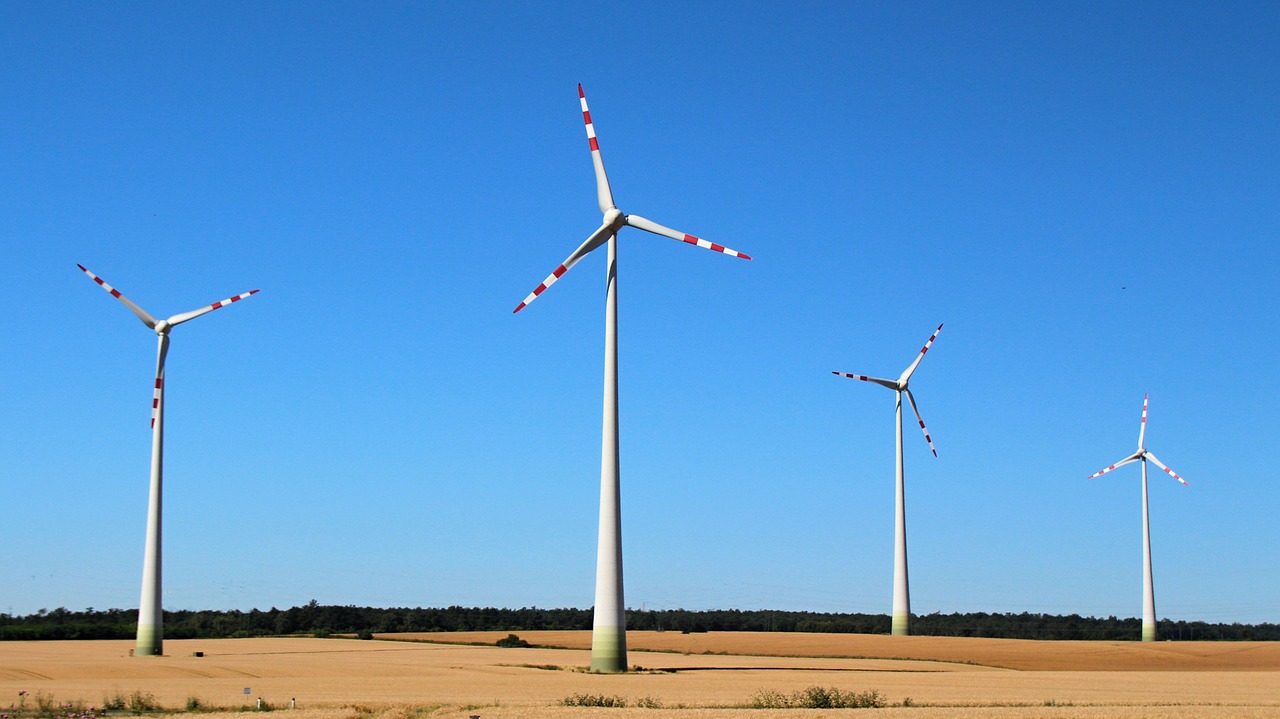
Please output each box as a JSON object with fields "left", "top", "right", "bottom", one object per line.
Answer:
{"left": 513, "top": 84, "right": 750, "bottom": 314}
{"left": 1087, "top": 394, "right": 1190, "bottom": 486}
{"left": 833, "top": 323, "right": 944, "bottom": 456}
{"left": 78, "top": 264, "right": 259, "bottom": 427}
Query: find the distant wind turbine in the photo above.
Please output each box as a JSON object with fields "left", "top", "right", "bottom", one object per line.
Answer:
{"left": 78, "top": 264, "right": 258, "bottom": 657}
{"left": 514, "top": 85, "right": 750, "bottom": 672}
{"left": 833, "top": 323, "right": 943, "bottom": 636}
{"left": 1088, "top": 394, "right": 1189, "bottom": 642}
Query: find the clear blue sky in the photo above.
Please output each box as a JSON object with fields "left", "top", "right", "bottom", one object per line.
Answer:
{"left": 2, "top": 2, "right": 1277, "bottom": 624}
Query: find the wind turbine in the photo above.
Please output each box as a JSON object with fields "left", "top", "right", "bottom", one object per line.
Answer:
{"left": 77, "top": 264, "right": 258, "bottom": 657}
{"left": 1088, "top": 394, "right": 1189, "bottom": 642}
{"left": 514, "top": 85, "right": 750, "bottom": 672}
{"left": 832, "top": 323, "right": 943, "bottom": 637}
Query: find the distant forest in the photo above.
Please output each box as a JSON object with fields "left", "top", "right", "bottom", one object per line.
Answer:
{"left": 2, "top": 603, "right": 1275, "bottom": 641}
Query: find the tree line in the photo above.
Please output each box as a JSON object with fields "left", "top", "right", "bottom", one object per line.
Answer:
{"left": 1, "top": 603, "right": 1275, "bottom": 641}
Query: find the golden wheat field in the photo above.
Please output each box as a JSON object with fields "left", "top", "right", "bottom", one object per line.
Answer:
{"left": 1, "top": 633, "right": 1278, "bottom": 719}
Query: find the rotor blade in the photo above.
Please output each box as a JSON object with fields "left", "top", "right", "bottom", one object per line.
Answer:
{"left": 1138, "top": 393, "right": 1149, "bottom": 449}
{"left": 624, "top": 214, "right": 751, "bottom": 260}
{"left": 1144, "top": 451, "right": 1189, "bottom": 486}
{"left": 1087, "top": 452, "right": 1141, "bottom": 480}
{"left": 832, "top": 372, "right": 898, "bottom": 391}
{"left": 167, "top": 289, "right": 260, "bottom": 326}
{"left": 905, "top": 388, "right": 937, "bottom": 457}
{"left": 513, "top": 221, "right": 614, "bottom": 313}
{"left": 900, "top": 323, "right": 944, "bottom": 382}
{"left": 579, "top": 84, "right": 615, "bottom": 213}
{"left": 151, "top": 334, "right": 169, "bottom": 429}
{"left": 77, "top": 264, "right": 158, "bottom": 329}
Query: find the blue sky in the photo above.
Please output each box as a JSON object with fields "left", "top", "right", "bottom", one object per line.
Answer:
{"left": 2, "top": 2, "right": 1277, "bottom": 625}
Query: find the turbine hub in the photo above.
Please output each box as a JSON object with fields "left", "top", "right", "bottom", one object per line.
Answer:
{"left": 154, "top": 320, "right": 171, "bottom": 335}
{"left": 604, "top": 207, "right": 625, "bottom": 230}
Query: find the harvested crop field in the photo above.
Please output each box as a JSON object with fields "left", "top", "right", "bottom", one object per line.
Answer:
{"left": 1, "top": 634, "right": 1278, "bottom": 719}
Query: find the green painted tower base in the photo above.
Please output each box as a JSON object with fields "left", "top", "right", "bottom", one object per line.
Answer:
{"left": 891, "top": 612, "right": 910, "bottom": 636}
{"left": 135, "top": 624, "right": 162, "bottom": 656}
{"left": 1141, "top": 623, "right": 1157, "bottom": 642}
{"left": 590, "top": 625, "right": 627, "bottom": 672}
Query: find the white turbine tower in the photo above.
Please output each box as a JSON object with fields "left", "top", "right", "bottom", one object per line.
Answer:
{"left": 514, "top": 85, "right": 750, "bottom": 672}
{"left": 833, "top": 323, "right": 943, "bottom": 636}
{"left": 78, "top": 264, "right": 258, "bottom": 657}
{"left": 1088, "top": 394, "right": 1189, "bottom": 642}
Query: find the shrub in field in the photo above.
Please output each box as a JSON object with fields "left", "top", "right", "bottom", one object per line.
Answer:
{"left": 561, "top": 694, "right": 627, "bottom": 708}
{"left": 749, "top": 686, "right": 884, "bottom": 709}
{"left": 33, "top": 693, "right": 56, "bottom": 716}
{"left": 750, "top": 689, "right": 789, "bottom": 709}
{"left": 126, "top": 691, "right": 160, "bottom": 714}
{"left": 495, "top": 634, "right": 530, "bottom": 648}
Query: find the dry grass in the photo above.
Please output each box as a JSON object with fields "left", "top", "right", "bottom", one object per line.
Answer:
{"left": 0, "top": 634, "right": 1277, "bottom": 719}
{"left": 387, "top": 630, "right": 1280, "bottom": 671}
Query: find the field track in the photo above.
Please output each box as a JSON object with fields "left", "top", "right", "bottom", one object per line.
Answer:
{"left": 1, "top": 634, "right": 1278, "bottom": 719}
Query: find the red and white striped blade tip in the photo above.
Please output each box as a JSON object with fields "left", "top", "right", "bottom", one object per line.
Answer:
{"left": 206, "top": 289, "right": 260, "bottom": 311}
{"left": 1087, "top": 454, "right": 1137, "bottom": 480}
{"left": 513, "top": 264, "right": 569, "bottom": 314}
{"left": 78, "top": 264, "right": 121, "bottom": 296}
{"left": 77, "top": 264, "right": 159, "bottom": 327}
{"left": 680, "top": 233, "right": 751, "bottom": 260}
{"left": 832, "top": 372, "right": 870, "bottom": 380}
{"left": 166, "top": 289, "right": 260, "bottom": 326}
{"left": 905, "top": 389, "right": 937, "bottom": 457}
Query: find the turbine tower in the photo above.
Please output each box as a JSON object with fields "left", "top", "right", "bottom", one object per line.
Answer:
{"left": 78, "top": 264, "right": 258, "bottom": 656}
{"left": 514, "top": 85, "right": 750, "bottom": 672}
{"left": 1088, "top": 394, "right": 1189, "bottom": 642}
{"left": 833, "top": 323, "right": 943, "bottom": 636}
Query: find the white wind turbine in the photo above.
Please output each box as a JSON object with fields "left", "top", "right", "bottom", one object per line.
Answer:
{"left": 1088, "top": 394, "right": 1189, "bottom": 642}
{"left": 833, "top": 323, "right": 943, "bottom": 636}
{"left": 514, "top": 85, "right": 750, "bottom": 672}
{"left": 78, "top": 264, "right": 258, "bottom": 657}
